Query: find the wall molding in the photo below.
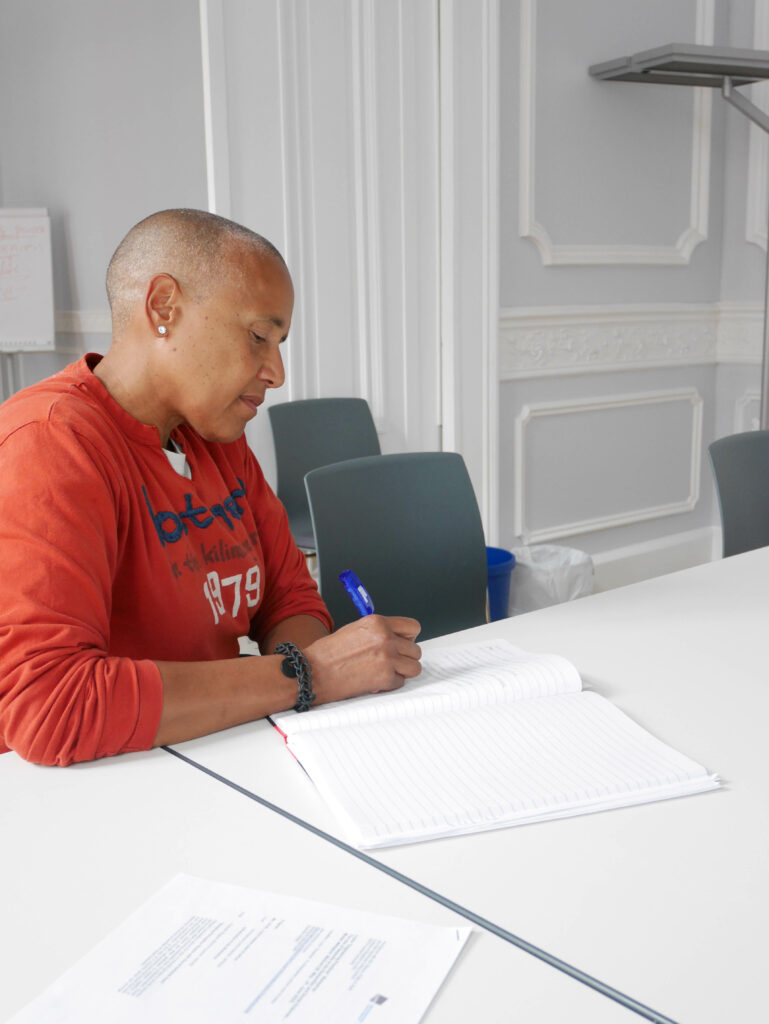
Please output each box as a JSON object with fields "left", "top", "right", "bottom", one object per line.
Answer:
{"left": 440, "top": 0, "right": 500, "bottom": 540}
{"left": 350, "top": 0, "right": 386, "bottom": 419}
{"left": 500, "top": 301, "right": 763, "bottom": 379}
{"left": 592, "top": 526, "right": 718, "bottom": 592}
{"left": 746, "top": 0, "right": 769, "bottom": 251}
{"left": 519, "top": 0, "right": 714, "bottom": 267}
{"left": 734, "top": 389, "right": 761, "bottom": 433}
{"left": 55, "top": 311, "right": 111, "bottom": 334}
{"left": 514, "top": 388, "right": 703, "bottom": 542}
{"left": 52, "top": 300, "right": 764, "bottom": 380}
{"left": 277, "top": 0, "right": 320, "bottom": 398}
{"left": 479, "top": 0, "right": 500, "bottom": 542}
{"left": 715, "top": 301, "right": 764, "bottom": 364}
{"left": 199, "top": 0, "right": 232, "bottom": 218}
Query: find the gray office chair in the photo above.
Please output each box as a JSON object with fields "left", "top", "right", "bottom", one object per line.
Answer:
{"left": 268, "top": 398, "right": 380, "bottom": 549}
{"left": 305, "top": 452, "right": 488, "bottom": 641}
{"left": 708, "top": 429, "right": 769, "bottom": 556}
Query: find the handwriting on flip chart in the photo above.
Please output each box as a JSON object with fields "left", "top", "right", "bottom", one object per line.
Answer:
{"left": 0, "top": 210, "right": 55, "bottom": 351}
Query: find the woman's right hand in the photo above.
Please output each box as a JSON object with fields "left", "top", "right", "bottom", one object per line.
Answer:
{"left": 304, "top": 614, "right": 422, "bottom": 705}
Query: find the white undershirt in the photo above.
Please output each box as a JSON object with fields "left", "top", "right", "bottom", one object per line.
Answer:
{"left": 163, "top": 439, "right": 192, "bottom": 479}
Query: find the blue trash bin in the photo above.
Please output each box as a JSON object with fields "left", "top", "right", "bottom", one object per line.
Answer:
{"left": 486, "top": 546, "right": 515, "bottom": 621}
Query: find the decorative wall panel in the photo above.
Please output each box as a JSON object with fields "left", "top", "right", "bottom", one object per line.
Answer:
{"left": 514, "top": 389, "right": 703, "bottom": 541}
{"left": 519, "top": 0, "right": 714, "bottom": 266}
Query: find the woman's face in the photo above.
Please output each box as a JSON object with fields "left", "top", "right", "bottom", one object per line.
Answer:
{"left": 162, "top": 250, "right": 293, "bottom": 444}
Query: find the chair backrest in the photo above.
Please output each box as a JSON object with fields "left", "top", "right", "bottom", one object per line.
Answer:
{"left": 268, "top": 398, "right": 380, "bottom": 549}
{"left": 305, "top": 452, "right": 488, "bottom": 641}
{"left": 708, "top": 429, "right": 769, "bottom": 557}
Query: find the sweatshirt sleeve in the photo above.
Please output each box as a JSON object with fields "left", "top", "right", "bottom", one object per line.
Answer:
{"left": 0, "top": 421, "right": 163, "bottom": 766}
{"left": 239, "top": 444, "right": 333, "bottom": 643}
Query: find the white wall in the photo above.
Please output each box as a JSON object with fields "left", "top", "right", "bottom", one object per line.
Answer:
{"left": 1, "top": 0, "right": 767, "bottom": 585}
{"left": 0, "top": 0, "right": 208, "bottom": 391}
{"left": 498, "top": 0, "right": 765, "bottom": 581}
{"left": 0, "top": 0, "right": 497, "bottom": 536}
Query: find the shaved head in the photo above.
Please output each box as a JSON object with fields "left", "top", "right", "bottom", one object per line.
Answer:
{"left": 106, "top": 209, "right": 286, "bottom": 330}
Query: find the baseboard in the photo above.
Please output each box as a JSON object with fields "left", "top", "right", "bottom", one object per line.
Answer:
{"left": 591, "top": 527, "right": 719, "bottom": 592}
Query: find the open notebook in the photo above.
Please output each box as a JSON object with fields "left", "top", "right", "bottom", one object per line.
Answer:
{"left": 271, "top": 639, "right": 719, "bottom": 849}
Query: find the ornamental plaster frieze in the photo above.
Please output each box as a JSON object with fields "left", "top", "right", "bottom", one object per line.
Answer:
{"left": 714, "top": 304, "right": 763, "bottom": 364}
{"left": 500, "top": 304, "right": 762, "bottom": 379}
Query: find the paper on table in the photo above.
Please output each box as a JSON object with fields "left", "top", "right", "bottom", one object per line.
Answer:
{"left": 272, "top": 639, "right": 582, "bottom": 736}
{"left": 9, "top": 874, "right": 470, "bottom": 1024}
{"left": 286, "top": 691, "right": 719, "bottom": 848}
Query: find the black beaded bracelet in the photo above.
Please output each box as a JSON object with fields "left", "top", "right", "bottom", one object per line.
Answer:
{"left": 275, "top": 641, "right": 316, "bottom": 713}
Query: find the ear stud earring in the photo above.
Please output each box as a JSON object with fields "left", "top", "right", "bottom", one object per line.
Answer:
{"left": 157, "top": 325, "right": 168, "bottom": 336}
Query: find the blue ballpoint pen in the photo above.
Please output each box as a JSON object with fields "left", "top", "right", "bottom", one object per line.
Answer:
{"left": 339, "top": 570, "right": 375, "bottom": 617}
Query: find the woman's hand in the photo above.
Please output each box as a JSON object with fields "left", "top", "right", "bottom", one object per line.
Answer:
{"left": 305, "top": 615, "right": 422, "bottom": 704}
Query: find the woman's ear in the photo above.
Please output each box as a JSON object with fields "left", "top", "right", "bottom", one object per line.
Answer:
{"left": 145, "top": 273, "right": 179, "bottom": 336}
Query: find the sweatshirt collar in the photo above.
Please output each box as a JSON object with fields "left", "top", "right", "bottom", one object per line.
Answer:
{"left": 76, "top": 353, "right": 168, "bottom": 448}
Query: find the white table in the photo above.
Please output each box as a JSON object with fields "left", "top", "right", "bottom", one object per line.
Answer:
{"left": 1, "top": 736, "right": 636, "bottom": 1022}
{"left": 172, "top": 548, "right": 769, "bottom": 1023}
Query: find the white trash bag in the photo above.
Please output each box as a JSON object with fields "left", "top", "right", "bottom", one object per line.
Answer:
{"left": 509, "top": 544, "right": 594, "bottom": 615}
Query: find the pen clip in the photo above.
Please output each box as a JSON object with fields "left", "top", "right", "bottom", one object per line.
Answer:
{"left": 339, "top": 570, "right": 375, "bottom": 617}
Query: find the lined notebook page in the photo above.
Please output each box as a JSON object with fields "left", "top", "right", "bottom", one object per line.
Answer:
{"left": 287, "top": 691, "right": 719, "bottom": 848}
{"left": 272, "top": 639, "right": 582, "bottom": 736}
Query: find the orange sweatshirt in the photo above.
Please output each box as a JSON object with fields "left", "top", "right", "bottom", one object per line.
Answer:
{"left": 0, "top": 355, "right": 331, "bottom": 765}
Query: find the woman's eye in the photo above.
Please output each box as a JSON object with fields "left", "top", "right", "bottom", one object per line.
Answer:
{"left": 250, "top": 332, "right": 266, "bottom": 343}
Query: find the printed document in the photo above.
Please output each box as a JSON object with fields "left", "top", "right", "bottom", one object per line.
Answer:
{"left": 10, "top": 874, "right": 470, "bottom": 1023}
